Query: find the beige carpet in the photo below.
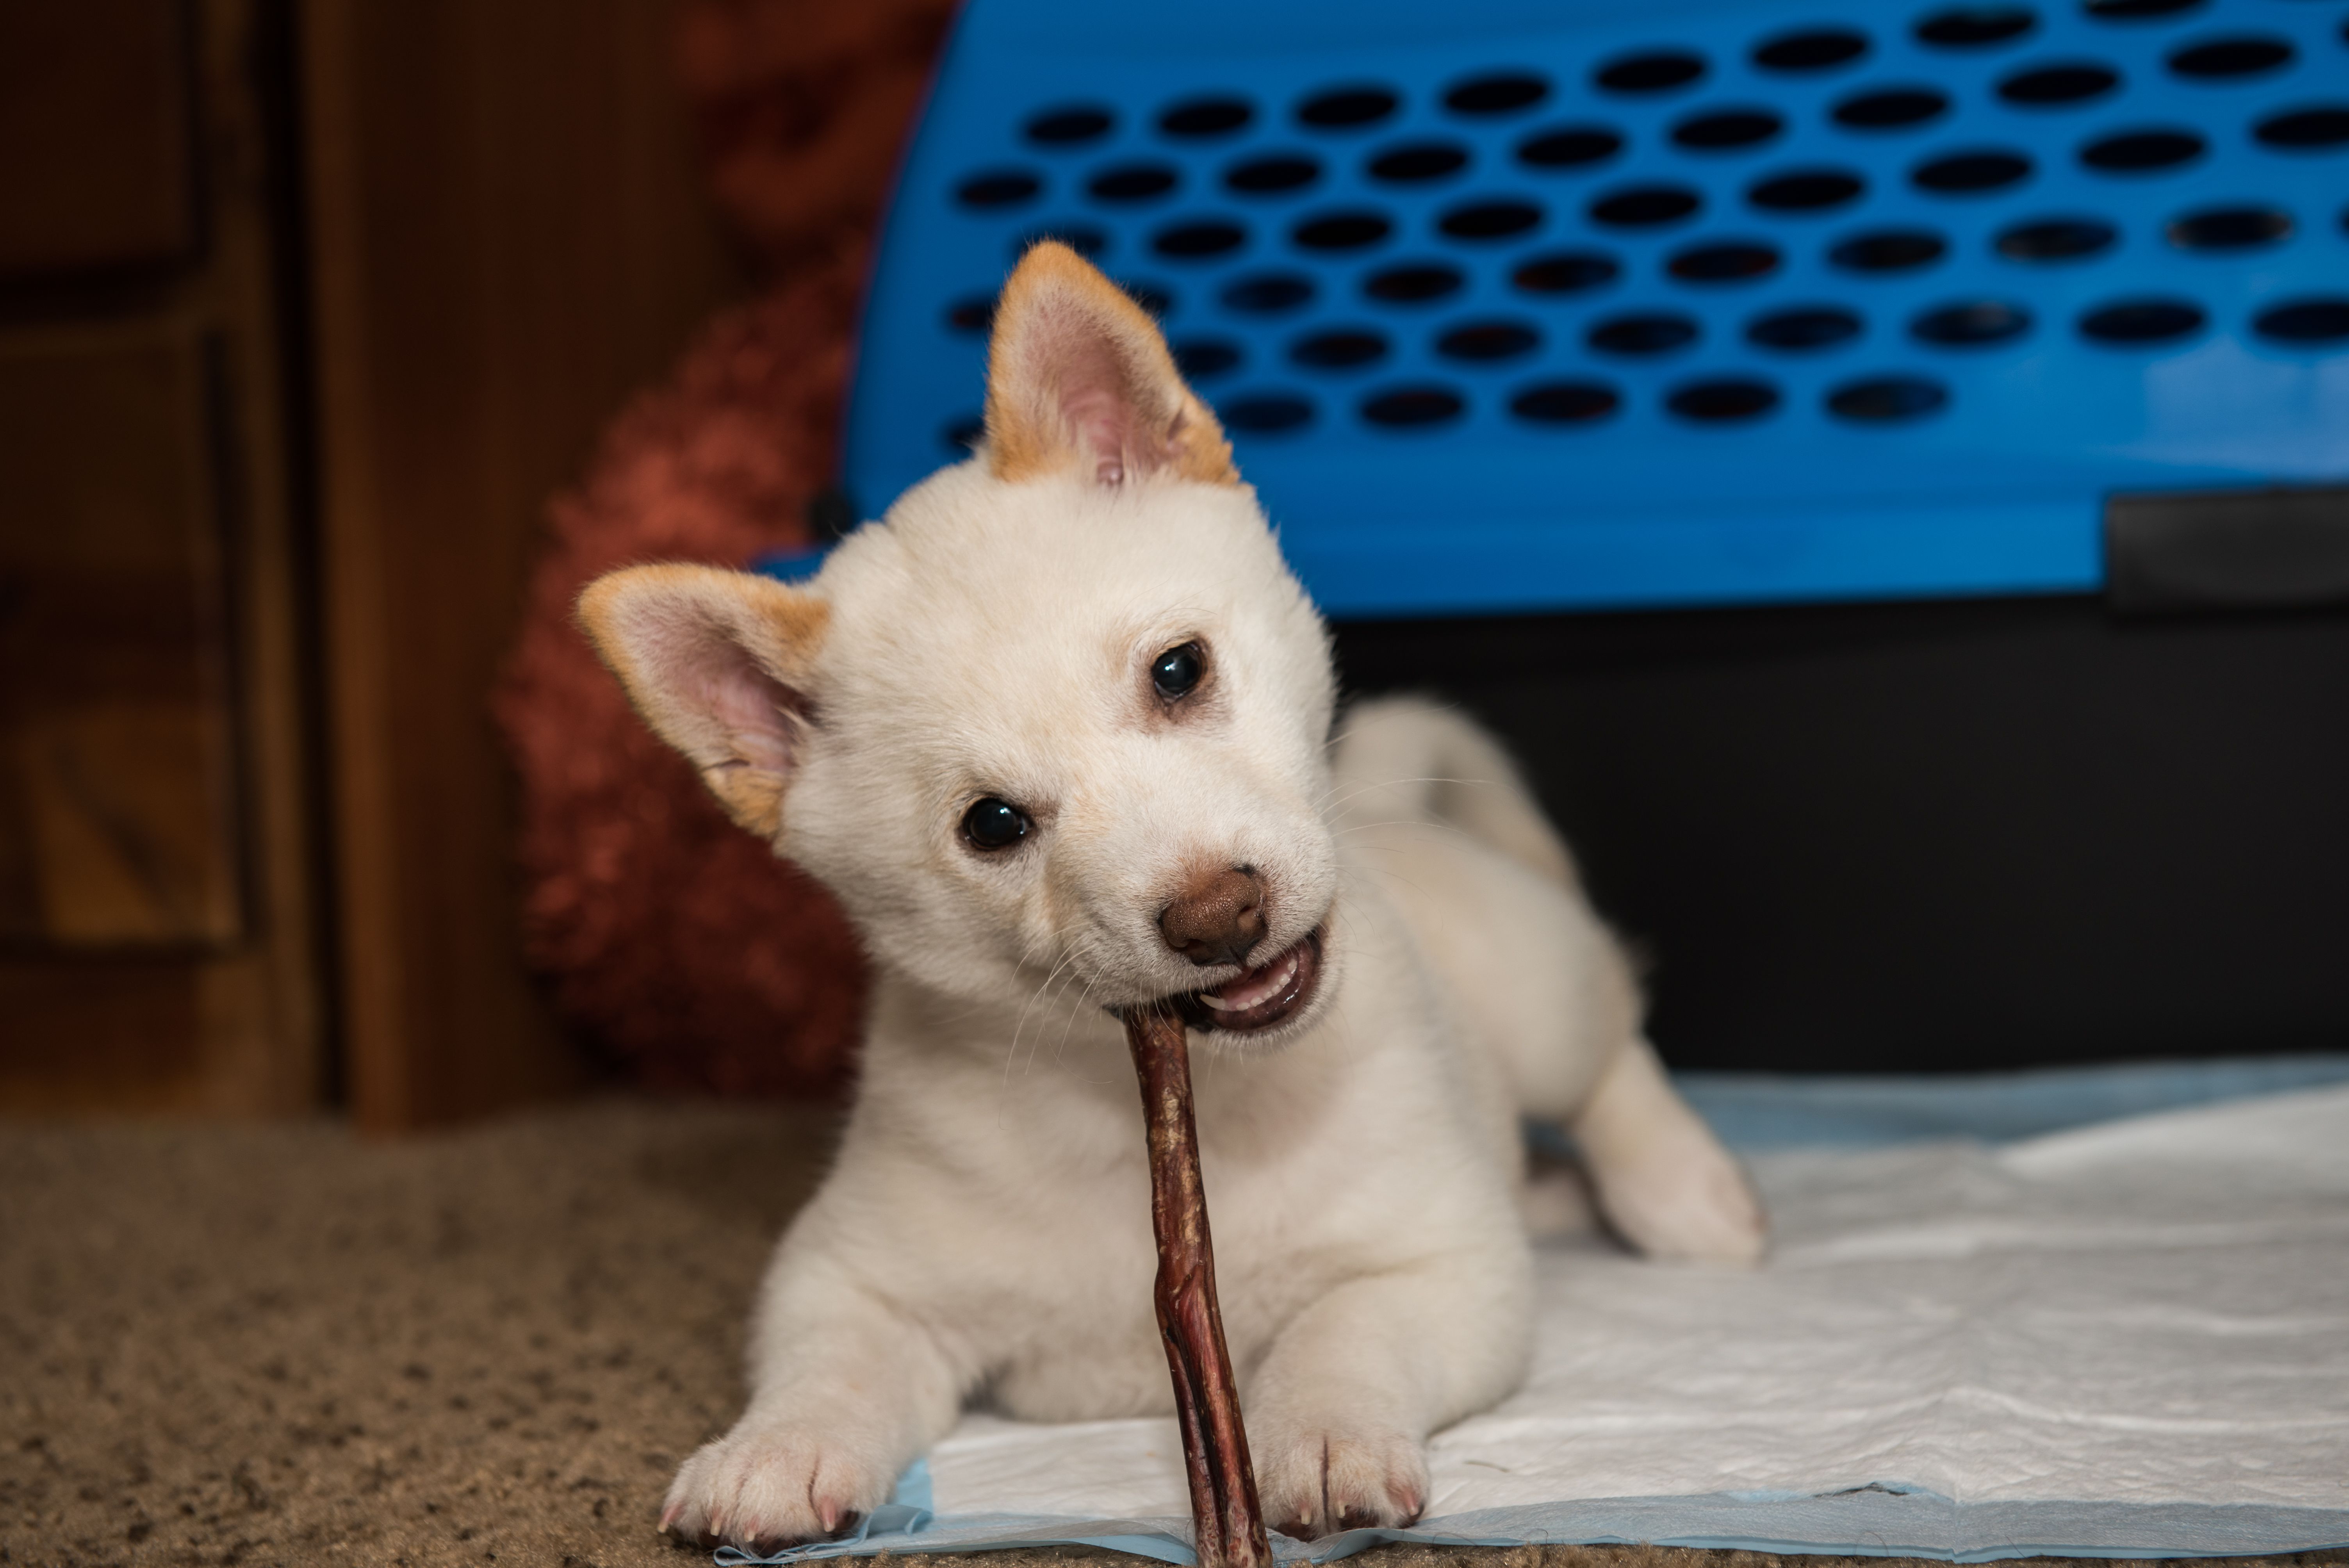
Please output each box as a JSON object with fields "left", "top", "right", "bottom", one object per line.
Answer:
{"left": 2, "top": 1100, "right": 2340, "bottom": 1568}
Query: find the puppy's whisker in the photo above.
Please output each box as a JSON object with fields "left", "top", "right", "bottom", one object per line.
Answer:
{"left": 1053, "top": 976, "right": 1103, "bottom": 1068}
{"left": 1028, "top": 955, "right": 1095, "bottom": 1079}
{"left": 1361, "top": 866, "right": 1437, "bottom": 905}
{"left": 1317, "top": 775, "right": 1491, "bottom": 816}
{"left": 1005, "top": 948, "right": 1082, "bottom": 1097}
{"left": 1025, "top": 962, "right": 1083, "bottom": 1079}
{"left": 1334, "top": 817, "right": 1482, "bottom": 844}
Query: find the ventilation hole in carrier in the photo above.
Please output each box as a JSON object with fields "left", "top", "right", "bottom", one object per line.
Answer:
{"left": 1595, "top": 50, "right": 1707, "bottom": 94}
{"left": 1511, "top": 381, "right": 1621, "bottom": 423}
{"left": 1514, "top": 251, "right": 1621, "bottom": 294}
{"left": 1996, "top": 215, "right": 2118, "bottom": 258}
{"left": 2079, "top": 297, "right": 2207, "bottom": 342}
{"left": 1830, "top": 228, "right": 1948, "bottom": 271}
{"left": 944, "top": 295, "right": 996, "bottom": 334}
{"left": 1293, "top": 211, "right": 1393, "bottom": 250}
{"left": 2084, "top": 0, "right": 2203, "bottom": 19}
{"left": 1436, "top": 321, "right": 1541, "bottom": 361}
{"left": 1160, "top": 98, "right": 1253, "bottom": 138}
{"left": 1998, "top": 63, "right": 2122, "bottom": 104}
{"left": 1828, "top": 376, "right": 1950, "bottom": 421}
{"left": 1916, "top": 7, "right": 2039, "bottom": 48}
{"left": 1669, "top": 378, "right": 1780, "bottom": 421}
{"left": 1674, "top": 110, "right": 1784, "bottom": 150}
{"left": 1753, "top": 28, "right": 1871, "bottom": 71}
{"left": 1669, "top": 241, "right": 1782, "bottom": 281}
{"left": 1369, "top": 144, "right": 1469, "bottom": 183}
{"left": 1027, "top": 107, "right": 1114, "bottom": 145}
{"left": 1222, "top": 273, "right": 1316, "bottom": 312}
{"left": 1014, "top": 225, "right": 1108, "bottom": 259}
{"left": 1220, "top": 392, "right": 1315, "bottom": 432}
{"left": 1590, "top": 312, "right": 1700, "bottom": 355}
{"left": 1299, "top": 87, "right": 1400, "bottom": 128}
{"left": 1225, "top": 156, "right": 1321, "bottom": 195}
{"left": 957, "top": 171, "right": 1041, "bottom": 208}
{"left": 1834, "top": 88, "right": 1952, "bottom": 129}
{"left": 2253, "top": 298, "right": 2349, "bottom": 344}
{"left": 2167, "top": 37, "right": 2294, "bottom": 79}
{"left": 2255, "top": 107, "right": 2349, "bottom": 150}
{"left": 1750, "top": 169, "right": 1866, "bottom": 211}
{"left": 1172, "top": 340, "right": 1242, "bottom": 379}
{"left": 1153, "top": 220, "right": 1245, "bottom": 259}
{"left": 2081, "top": 128, "right": 2207, "bottom": 171}
{"left": 1518, "top": 127, "right": 1626, "bottom": 169}
{"left": 1121, "top": 282, "right": 1174, "bottom": 317}
{"left": 1748, "top": 306, "right": 1863, "bottom": 349}
{"left": 2166, "top": 205, "right": 2293, "bottom": 250}
{"left": 1446, "top": 73, "right": 1550, "bottom": 116}
{"left": 1362, "top": 386, "right": 1466, "bottom": 426}
{"left": 1089, "top": 165, "right": 1178, "bottom": 202}
{"left": 1912, "top": 299, "right": 2034, "bottom": 344}
{"left": 942, "top": 414, "right": 986, "bottom": 452}
{"left": 1591, "top": 185, "right": 1702, "bottom": 227}
{"left": 1914, "top": 150, "right": 2034, "bottom": 191}
{"left": 1439, "top": 200, "right": 1543, "bottom": 240}
{"left": 1290, "top": 330, "right": 1391, "bottom": 369}
{"left": 1365, "top": 263, "right": 1467, "bottom": 303}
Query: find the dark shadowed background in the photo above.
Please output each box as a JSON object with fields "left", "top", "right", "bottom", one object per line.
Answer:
{"left": 2, "top": 0, "right": 2341, "bottom": 1132}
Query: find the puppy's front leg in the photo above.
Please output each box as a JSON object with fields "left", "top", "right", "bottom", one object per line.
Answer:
{"left": 663, "top": 1250, "right": 962, "bottom": 1551}
{"left": 1243, "top": 1252, "right": 1531, "bottom": 1539}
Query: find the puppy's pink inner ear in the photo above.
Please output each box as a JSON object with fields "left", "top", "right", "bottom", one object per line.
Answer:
{"left": 1066, "top": 387, "right": 1135, "bottom": 486}
{"left": 631, "top": 606, "right": 806, "bottom": 776}
{"left": 1036, "top": 314, "right": 1167, "bottom": 486}
{"left": 697, "top": 651, "right": 799, "bottom": 772}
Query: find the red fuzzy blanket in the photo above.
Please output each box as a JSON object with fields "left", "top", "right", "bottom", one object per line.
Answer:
{"left": 492, "top": 0, "right": 954, "bottom": 1097}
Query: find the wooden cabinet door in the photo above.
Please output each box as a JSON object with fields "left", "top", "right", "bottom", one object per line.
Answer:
{"left": 0, "top": 0, "right": 323, "bottom": 1115}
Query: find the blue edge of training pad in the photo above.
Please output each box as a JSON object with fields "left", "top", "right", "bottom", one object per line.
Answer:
{"left": 713, "top": 1055, "right": 2349, "bottom": 1567}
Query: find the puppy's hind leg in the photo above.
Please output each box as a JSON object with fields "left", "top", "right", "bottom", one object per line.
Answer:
{"left": 1570, "top": 1038, "right": 1766, "bottom": 1266}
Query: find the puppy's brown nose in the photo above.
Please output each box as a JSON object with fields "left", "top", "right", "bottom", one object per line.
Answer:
{"left": 1160, "top": 866, "right": 1267, "bottom": 968}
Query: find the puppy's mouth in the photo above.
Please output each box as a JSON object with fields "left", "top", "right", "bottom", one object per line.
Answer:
{"left": 1168, "top": 926, "right": 1325, "bottom": 1036}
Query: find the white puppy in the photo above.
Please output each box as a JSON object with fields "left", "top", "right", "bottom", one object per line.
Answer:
{"left": 579, "top": 242, "right": 1764, "bottom": 1553}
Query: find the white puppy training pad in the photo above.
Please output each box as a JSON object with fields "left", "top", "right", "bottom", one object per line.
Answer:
{"left": 723, "top": 1065, "right": 2349, "bottom": 1565}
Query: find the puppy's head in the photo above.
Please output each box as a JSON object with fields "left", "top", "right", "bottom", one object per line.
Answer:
{"left": 579, "top": 242, "right": 1342, "bottom": 1042}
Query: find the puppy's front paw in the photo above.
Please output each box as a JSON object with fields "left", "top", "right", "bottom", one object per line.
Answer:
{"left": 1250, "top": 1418, "right": 1428, "bottom": 1540}
{"left": 660, "top": 1420, "right": 893, "bottom": 1552}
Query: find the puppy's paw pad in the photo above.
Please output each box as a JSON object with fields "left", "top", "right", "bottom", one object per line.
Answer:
{"left": 1255, "top": 1425, "right": 1428, "bottom": 1539}
{"left": 659, "top": 1424, "right": 888, "bottom": 1550}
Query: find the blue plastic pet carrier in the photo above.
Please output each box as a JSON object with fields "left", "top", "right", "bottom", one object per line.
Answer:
{"left": 840, "top": 0, "right": 2349, "bottom": 617}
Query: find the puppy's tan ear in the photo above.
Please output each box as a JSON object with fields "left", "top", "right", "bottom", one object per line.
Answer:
{"left": 576, "top": 565, "right": 826, "bottom": 841}
{"left": 985, "top": 241, "right": 1238, "bottom": 488}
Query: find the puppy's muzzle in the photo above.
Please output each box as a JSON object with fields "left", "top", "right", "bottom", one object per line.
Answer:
{"left": 1160, "top": 866, "right": 1266, "bottom": 969}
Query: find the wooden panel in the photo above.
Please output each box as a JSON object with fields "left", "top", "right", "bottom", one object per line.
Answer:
{"left": 0, "top": 0, "right": 200, "bottom": 280}
{"left": 300, "top": 0, "right": 743, "bottom": 1130}
{"left": 0, "top": 959, "right": 205, "bottom": 1111}
{"left": 0, "top": 0, "right": 324, "bottom": 1120}
{"left": 0, "top": 331, "right": 242, "bottom": 948}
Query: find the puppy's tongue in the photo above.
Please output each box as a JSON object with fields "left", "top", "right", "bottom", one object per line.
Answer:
{"left": 1199, "top": 944, "right": 1304, "bottom": 1013}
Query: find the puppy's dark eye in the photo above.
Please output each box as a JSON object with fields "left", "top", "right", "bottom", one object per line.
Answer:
{"left": 962, "top": 796, "right": 1030, "bottom": 851}
{"left": 1152, "top": 641, "right": 1205, "bottom": 700}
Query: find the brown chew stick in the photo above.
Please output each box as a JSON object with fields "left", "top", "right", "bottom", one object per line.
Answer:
{"left": 1123, "top": 1002, "right": 1273, "bottom": 1568}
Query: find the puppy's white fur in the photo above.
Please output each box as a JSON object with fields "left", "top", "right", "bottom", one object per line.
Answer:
{"left": 578, "top": 243, "right": 1764, "bottom": 1551}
